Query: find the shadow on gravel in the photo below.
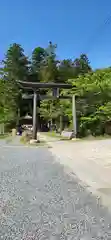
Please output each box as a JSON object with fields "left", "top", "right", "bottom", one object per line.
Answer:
{"left": 0, "top": 145, "right": 111, "bottom": 239}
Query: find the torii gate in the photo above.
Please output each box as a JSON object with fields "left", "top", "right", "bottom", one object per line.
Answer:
{"left": 18, "top": 81, "right": 77, "bottom": 141}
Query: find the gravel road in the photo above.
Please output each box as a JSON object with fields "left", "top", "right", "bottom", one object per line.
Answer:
{"left": 0, "top": 141, "right": 111, "bottom": 239}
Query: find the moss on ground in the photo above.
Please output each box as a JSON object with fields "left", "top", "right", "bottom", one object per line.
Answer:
{"left": 20, "top": 134, "right": 49, "bottom": 147}
{"left": 0, "top": 134, "right": 9, "bottom": 139}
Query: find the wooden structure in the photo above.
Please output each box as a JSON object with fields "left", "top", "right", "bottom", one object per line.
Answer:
{"left": 20, "top": 114, "right": 32, "bottom": 126}
{"left": 18, "top": 81, "right": 77, "bottom": 141}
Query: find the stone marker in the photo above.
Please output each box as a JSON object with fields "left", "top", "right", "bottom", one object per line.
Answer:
{"left": 61, "top": 131, "right": 74, "bottom": 140}
{"left": 30, "top": 139, "right": 38, "bottom": 144}
{"left": 12, "top": 128, "right": 17, "bottom": 137}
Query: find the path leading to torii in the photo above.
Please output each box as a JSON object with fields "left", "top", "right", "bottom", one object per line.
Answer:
{"left": 0, "top": 137, "right": 111, "bottom": 239}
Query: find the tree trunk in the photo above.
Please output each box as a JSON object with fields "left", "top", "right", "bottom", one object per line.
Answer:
{"left": 32, "top": 91, "right": 37, "bottom": 140}
{"left": 16, "top": 108, "right": 20, "bottom": 127}
{"left": 60, "top": 114, "right": 63, "bottom": 134}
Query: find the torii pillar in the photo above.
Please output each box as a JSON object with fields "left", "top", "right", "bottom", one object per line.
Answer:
{"left": 18, "top": 81, "right": 73, "bottom": 141}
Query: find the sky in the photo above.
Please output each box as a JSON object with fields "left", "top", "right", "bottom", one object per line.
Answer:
{"left": 0, "top": 0, "right": 111, "bottom": 69}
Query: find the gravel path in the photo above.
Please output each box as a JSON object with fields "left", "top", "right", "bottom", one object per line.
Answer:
{"left": 0, "top": 141, "right": 111, "bottom": 239}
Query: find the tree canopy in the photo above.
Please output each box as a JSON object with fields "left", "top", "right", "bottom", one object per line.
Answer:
{"left": 1, "top": 41, "right": 111, "bottom": 136}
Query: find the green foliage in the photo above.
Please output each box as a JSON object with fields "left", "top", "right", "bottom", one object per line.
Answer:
{"left": 1, "top": 41, "right": 111, "bottom": 137}
{"left": 58, "top": 59, "right": 74, "bottom": 83}
{"left": 58, "top": 54, "right": 91, "bottom": 83}
{"left": 73, "top": 54, "right": 92, "bottom": 76}
{"left": 40, "top": 41, "right": 59, "bottom": 82}
{"left": 0, "top": 79, "right": 17, "bottom": 123}
{"left": 69, "top": 68, "right": 111, "bottom": 136}
{"left": 3, "top": 43, "right": 29, "bottom": 81}
{"left": 31, "top": 47, "right": 46, "bottom": 82}
{"left": 0, "top": 43, "right": 29, "bottom": 127}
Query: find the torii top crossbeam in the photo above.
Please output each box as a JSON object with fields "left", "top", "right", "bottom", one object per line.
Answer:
{"left": 17, "top": 80, "right": 73, "bottom": 141}
{"left": 18, "top": 80, "right": 72, "bottom": 89}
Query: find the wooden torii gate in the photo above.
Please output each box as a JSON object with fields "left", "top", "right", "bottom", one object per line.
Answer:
{"left": 18, "top": 81, "right": 76, "bottom": 141}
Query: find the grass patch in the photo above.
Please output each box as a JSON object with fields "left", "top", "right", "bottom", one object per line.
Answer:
{"left": 20, "top": 135, "right": 31, "bottom": 144}
{"left": 0, "top": 133, "right": 9, "bottom": 139}
{"left": 20, "top": 133, "right": 48, "bottom": 147}
{"left": 0, "top": 133, "right": 14, "bottom": 144}
{"left": 60, "top": 137, "right": 71, "bottom": 141}
{"left": 20, "top": 131, "right": 32, "bottom": 144}
{"left": 82, "top": 134, "right": 111, "bottom": 141}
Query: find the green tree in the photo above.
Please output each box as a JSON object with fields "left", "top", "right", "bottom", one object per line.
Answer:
{"left": 38, "top": 42, "right": 59, "bottom": 129}
{"left": 40, "top": 41, "right": 58, "bottom": 82}
{"left": 0, "top": 79, "right": 18, "bottom": 124}
{"left": 73, "top": 54, "right": 92, "bottom": 77}
{"left": 58, "top": 54, "right": 91, "bottom": 83}
{"left": 58, "top": 59, "right": 74, "bottom": 83}
{"left": 3, "top": 43, "right": 29, "bottom": 81}
{"left": 2, "top": 43, "right": 30, "bottom": 126}
{"left": 66, "top": 68, "right": 111, "bottom": 136}
{"left": 31, "top": 47, "right": 46, "bottom": 82}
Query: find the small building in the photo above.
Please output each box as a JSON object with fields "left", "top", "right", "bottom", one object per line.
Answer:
{"left": 20, "top": 115, "right": 33, "bottom": 129}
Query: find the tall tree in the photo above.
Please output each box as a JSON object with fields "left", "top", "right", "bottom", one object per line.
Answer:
{"left": 3, "top": 43, "right": 29, "bottom": 81}
{"left": 58, "top": 59, "right": 74, "bottom": 83}
{"left": 0, "top": 79, "right": 18, "bottom": 124}
{"left": 66, "top": 68, "right": 111, "bottom": 136}
{"left": 73, "top": 54, "right": 92, "bottom": 77}
{"left": 2, "top": 43, "right": 30, "bottom": 125}
{"left": 31, "top": 47, "right": 46, "bottom": 82}
{"left": 40, "top": 41, "right": 58, "bottom": 82}
{"left": 58, "top": 54, "right": 91, "bottom": 83}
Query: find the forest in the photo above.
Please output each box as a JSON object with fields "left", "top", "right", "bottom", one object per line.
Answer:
{"left": 1, "top": 41, "right": 111, "bottom": 137}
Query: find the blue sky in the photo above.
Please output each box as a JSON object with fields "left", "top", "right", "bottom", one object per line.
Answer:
{"left": 0, "top": 0, "right": 111, "bottom": 69}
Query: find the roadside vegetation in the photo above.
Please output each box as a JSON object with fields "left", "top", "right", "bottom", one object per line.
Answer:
{"left": 0, "top": 42, "right": 111, "bottom": 138}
